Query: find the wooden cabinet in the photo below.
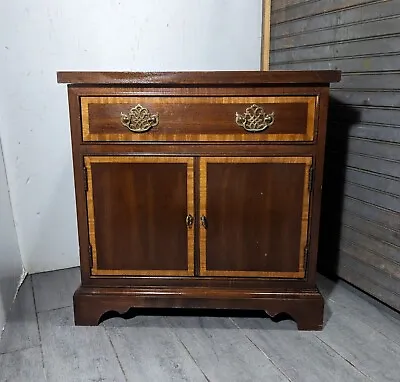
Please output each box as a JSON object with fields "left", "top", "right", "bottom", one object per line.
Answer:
{"left": 58, "top": 71, "right": 340, "bottom": 330}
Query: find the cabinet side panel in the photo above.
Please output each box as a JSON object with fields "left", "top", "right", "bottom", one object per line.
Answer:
{"left": 68, "top": 87, "right": 90, "bottom": 283}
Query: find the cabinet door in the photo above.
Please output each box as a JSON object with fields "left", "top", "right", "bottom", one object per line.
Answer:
{"left": 199, "top": 157, "right": 312, "bottom": 278}
{"left": 85, "top": 156, "right": 194, "bottom": 276}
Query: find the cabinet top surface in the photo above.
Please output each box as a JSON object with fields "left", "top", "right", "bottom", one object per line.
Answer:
{"left": 57, "top": 70, "right": 341, "bottom": 85}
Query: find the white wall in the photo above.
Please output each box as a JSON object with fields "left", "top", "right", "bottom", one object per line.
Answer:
{"left": 0, "top": 139, "right": 25, "bottom": 333}
{"left": 0, "top": 0, "right": 263, "bottom": 273}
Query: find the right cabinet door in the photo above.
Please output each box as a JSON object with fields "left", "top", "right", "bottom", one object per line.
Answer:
{"left": 199, "top": 157, "right": 313, "bottom": 278}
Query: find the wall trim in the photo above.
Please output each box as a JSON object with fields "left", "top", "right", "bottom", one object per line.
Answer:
{"left": 261, "top": 0, "right": 271, "bottom": 70}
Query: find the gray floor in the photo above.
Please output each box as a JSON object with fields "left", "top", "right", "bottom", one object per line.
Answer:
{"left": 1, "top": 268, "right": 400, "bottom": 382}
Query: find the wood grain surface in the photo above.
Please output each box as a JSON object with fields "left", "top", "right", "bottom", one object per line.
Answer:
{"left": 57, "top": 70, "right": 341, "bottom": 85}
{"left": 199, "top": 156, "right": 312, "bottom": 278}
{"left": 85, "top": 156, "right": 195, "bottom": 277}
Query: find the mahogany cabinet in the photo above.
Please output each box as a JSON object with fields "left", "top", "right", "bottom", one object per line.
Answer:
{"left": 58, "top": 71, "right": 340, "bottom": 330}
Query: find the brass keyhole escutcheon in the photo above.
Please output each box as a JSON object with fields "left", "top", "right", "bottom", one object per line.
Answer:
{"left": 186, "top": 214, "right": 194, "bottom": 228}
{"left": 201, "top": 216, "right": 208, "bottom": 229}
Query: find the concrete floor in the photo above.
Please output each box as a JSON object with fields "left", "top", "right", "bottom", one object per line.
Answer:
{"left": 0, "top": 267, "right": 399, "bottom": 381}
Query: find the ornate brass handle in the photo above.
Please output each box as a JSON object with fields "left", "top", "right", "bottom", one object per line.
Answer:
{"left": 186, "top": 214, "right": 194, "bottom": 228}
{"left": 200, "top": 216, "right": 208, "bottom": 229}
{"left": 121, "top": 104, "right": 159, "bottom": 133}
{"left": 235, "top": 104, "right": 275, "bottom": 132}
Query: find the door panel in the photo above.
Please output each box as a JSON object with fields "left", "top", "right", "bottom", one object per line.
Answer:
{"left": 85, "top": 156, "right": 194, "bottom": 276}
{"left": 200, "top": 157, "right": 312, "bottom": 278}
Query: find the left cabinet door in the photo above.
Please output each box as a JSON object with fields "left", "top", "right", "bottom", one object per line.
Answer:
{"left": 84, "top": 156, "right": 195, "bottom": 277}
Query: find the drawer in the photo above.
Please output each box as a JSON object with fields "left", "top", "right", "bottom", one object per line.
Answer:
{"left": 81, "top": 96, "right": 317, "bottom": 143}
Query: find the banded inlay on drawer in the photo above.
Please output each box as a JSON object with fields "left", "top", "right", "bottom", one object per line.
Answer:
{"left": 81, "top": 96, "right": 317, "bottom": 142}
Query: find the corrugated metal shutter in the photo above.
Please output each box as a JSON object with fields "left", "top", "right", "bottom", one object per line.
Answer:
{"left": 270, "top": 0, "right": 400, "bottom": 310}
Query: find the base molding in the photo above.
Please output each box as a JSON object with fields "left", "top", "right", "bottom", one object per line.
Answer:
{"left": 73, "top": 285, "right": 324, "bottom": 330}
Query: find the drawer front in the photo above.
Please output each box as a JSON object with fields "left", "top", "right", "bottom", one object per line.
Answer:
{"left": 81, "top": 96, "right": 317, "bottom": 142}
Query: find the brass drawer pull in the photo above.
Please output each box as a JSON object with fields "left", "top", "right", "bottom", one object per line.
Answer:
{"left": 121, "top": 104, "right": 159, "bottom": 133}
{"left": 186, "top": 214, "right": 194, "bottom": 228}
{"left": 235, "top": 104, "right": 275, "bottom": 132}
